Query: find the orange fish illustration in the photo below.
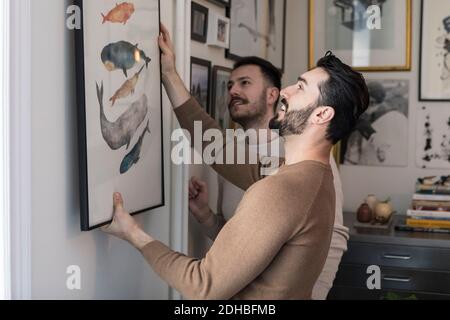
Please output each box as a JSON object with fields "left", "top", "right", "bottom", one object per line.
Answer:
{"left": 101, "top": 2, "right": 135, "bottom": 25}
{"left": 110, "top": 65, "right": 145, "bottom": 106}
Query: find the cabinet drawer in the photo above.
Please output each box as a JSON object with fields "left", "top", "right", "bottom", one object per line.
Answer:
{"left": 334, "top": 264, "right": 450, "bottom": 294}
{"left": 342, "top": 242, "right": 450, "bottom": 271}
{"left": 328, "top": 286, "right": 450, "bottom": 300}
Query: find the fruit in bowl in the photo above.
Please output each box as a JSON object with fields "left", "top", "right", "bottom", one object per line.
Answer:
{"left": 357, "top": 203, "right": 372, "bottom": 223}
{"left": 375, "top": 199, "right": 394, "bottom": 223}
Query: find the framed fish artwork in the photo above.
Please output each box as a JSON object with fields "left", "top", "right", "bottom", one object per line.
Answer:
{"left": 74, "top": 0, "right": 164, "bottom": 231}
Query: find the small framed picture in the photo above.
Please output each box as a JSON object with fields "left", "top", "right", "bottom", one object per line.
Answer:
{"left": 419, "top": 0, "right": 450, "bottom": 101}
{"left": 207, "top": 0, "right": 230, "bottom": 8}
{"left": 207, "top": 12, "right": 230, "bottom": 48}
{"left": 212, "top": 66, "right": 235, "bottom": 130}
{"left": 190, "top": 57, "right": 212, "bottom": 113}
{"left": 191, "top": 2, "right": 209, "bottom": 43}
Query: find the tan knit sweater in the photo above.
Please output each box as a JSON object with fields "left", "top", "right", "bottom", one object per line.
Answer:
{"left": 140, "top": 98, "right": 335, "bottom": 299}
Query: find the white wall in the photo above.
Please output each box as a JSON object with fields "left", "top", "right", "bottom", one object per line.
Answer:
{"left": 285, "top": 0, "right": 449, "bottom": 215}
{"left": 29, "top": 0, "right": 177, "bottom": 299}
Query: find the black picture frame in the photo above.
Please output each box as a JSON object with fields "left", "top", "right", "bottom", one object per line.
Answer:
{"left": 419, "top": 0, "right": 450, "bottom": 102}
{"left": 74, "top": 0, "right": 165, "bottom": 231}
{"left": 211, "top": 66, "right": 235, "bottom": 130}
{"left": 190, "top": 57, "right": 212, "bottom": 114}
{"left": 226, "top": 0, "right": 286, "bottom": 73}
{"left": 191, "top": 2, "right": 209, "bottom": 43}
{"left": 207, "top": 0, "right": 230, "bottom": 8}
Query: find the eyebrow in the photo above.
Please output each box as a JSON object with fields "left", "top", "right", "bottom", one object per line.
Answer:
{"left": 228, "top": 76, "right": 252, "bottom": 86}
{"left": 297, "top": 77, "right": 308, "bottom": 86}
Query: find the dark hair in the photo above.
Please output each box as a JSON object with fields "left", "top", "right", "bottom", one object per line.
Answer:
{"left": 316, "top": 51, "right": 370, "bottom": 144}
{"left": 233, "top": 56, "right": 282, "bottom": 91}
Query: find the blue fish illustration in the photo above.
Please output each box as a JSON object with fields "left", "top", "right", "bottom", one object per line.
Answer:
{"left": 119, "top": 120, "right": 151, "bottom": 174}
{"left": 101, "top": 41, "right": 151, "bottom": 77}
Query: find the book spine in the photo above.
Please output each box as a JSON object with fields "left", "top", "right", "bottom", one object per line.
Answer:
{"left": 395, "top": 225, "right": 450, "bottom": 234}
{"left": 412, "top": 194, "right": 450, "bottom": 201}
{"left": 406, "top": 218, "right": 450, "bottom": 229}
{"left": 407, "top": 209, "right": 450, "bottom": 219}
{"left": 412, "top": 205, "right": 450, "bottom": 211}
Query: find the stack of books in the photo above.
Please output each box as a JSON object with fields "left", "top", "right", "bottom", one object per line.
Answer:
{"left": 396, "top": 176, "right": 450, "bottom": 234}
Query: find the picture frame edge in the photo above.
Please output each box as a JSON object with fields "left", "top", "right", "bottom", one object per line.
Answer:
{"left": 418, "top": 0, "right": 450, "bottom": 102}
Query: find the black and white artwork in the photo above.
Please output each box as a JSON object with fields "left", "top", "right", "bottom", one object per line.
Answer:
{"left": 310, "top": 0, "right": 411, "bottom": 71}
{"left": 417, "top": 106, "right": 450, "bottom": 169}
{"left": 420, "top": 0, "right": 450, "bottom": 101}
{"left": 190, "top": 57, "right": 211, "bottom": 113}
{"left": 212, "top": 66, "right": 233, "bottom": 130}
{"left": 75, "top": 0, "right": 164, "bottom": 231}
{"left": 341, "top": 80, "right": 409, "bottom": 167}
{"left": 227, "top": 0, "right": 286, "bottom": 71}
{"left": 191, "top": 2, "right": 209, "bottom": 43}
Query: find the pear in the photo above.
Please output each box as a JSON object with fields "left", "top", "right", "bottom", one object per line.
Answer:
{"left": 375, "top": 198, "right": 393, "bottom": 223}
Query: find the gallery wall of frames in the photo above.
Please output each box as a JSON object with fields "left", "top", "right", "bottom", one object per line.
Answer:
{"left": 190, "top": 0, "right": 287, "bottom": 132}
{"left": 190, "top": 0, "right": 450, "bottom": 217}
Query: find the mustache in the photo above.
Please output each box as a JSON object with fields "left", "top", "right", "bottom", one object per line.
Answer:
{"left": 229, "top": 97, "right": 249, "bottom": 107}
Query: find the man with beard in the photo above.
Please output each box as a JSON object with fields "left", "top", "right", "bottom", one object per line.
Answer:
{"left": 158, "top": 25, "right": 349, "bottom": 299}
{"left": 101, "top": 26, "right": 369, "bottom": 299}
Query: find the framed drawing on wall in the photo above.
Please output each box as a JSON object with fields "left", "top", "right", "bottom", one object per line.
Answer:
{"left": 419, "top": 0, "right": 450, "bottom": 101}
{"left": 340, "top": 80, "right": 409, "bottom": 167}
{"left": 190, "top": 57, "right": 212, "bottom": 113}
{"left": 212, "top": 66, "right": 235, "bottom": 130}
{"left": 416, "top": 106, "right": 450, "bottom": 169}
{"left": 74, "top": 0, "right": 164, "bottom": 231}
{"left": 226, "top": 0, "right": 287, "bottom": 72}
{"left": 309, "top": 0, "right": 412, "bottom": 71}
{"left": 191, "top": 2, "right": 209, "bottom": 43}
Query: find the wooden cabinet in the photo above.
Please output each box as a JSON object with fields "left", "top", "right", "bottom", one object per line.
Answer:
{"left": 328, "top": 213, "right": 450, "bottom": 300}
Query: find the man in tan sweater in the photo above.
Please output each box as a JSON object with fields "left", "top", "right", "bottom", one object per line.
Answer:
{"left": 102, "top": 28, "right": 369, "bottom": 299}
{"left": 188, "top": 57, "right": 346, "bottom": 299}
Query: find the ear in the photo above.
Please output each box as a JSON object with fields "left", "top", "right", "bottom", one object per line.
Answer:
{"left": 311, "top": 106, "right": 335, "bottom": 125}
{"left": 266, "top": 87, "right": 280, "bottom": 109}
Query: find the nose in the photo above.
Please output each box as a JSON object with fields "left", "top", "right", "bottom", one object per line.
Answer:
{"left": 280, "top": 84, "right": 295, "bottom": 99}
{"left": 229, "top": 83, "right": 240, "bottom": 97}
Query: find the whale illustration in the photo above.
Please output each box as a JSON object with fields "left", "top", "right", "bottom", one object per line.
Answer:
{"left": 120, "top": 120, "right": 151, "bottom": 174}
{"left": 101, "top": 41, "right": 151, "bottom": 77}
{"left": 96, "top": 82, "right": 148, "bottom": 150}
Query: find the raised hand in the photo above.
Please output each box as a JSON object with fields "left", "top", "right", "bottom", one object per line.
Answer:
{"left": 188, "top": 177, "right": 212, "bottom": 224}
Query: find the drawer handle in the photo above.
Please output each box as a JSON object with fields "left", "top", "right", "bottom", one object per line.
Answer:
{"left": 383, "top": 276, "right": 411, "bottom": 283}
{"left": 382, "top": 254, "right": 411, "bottom": 260}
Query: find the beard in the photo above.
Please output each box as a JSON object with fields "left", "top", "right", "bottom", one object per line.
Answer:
{"left": 269, "top": 104, "right": 318, "bottom": 137}
{"left": 228, "top": 94, "right": 267, "bottom": 126}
